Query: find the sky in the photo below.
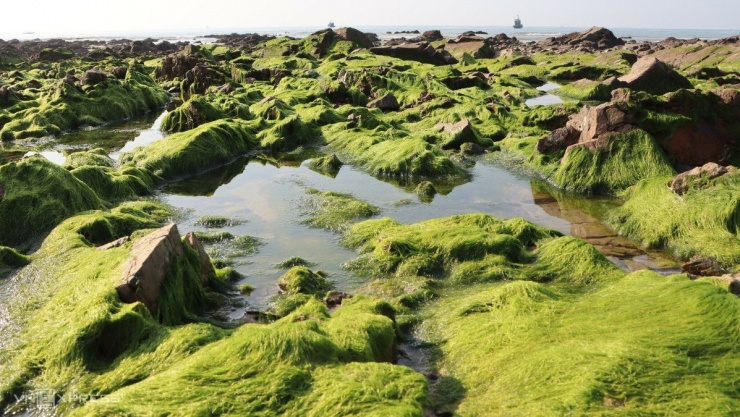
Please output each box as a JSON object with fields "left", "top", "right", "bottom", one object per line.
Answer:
{"left": 2, "top": 0, "right": 739, "bottom": 38}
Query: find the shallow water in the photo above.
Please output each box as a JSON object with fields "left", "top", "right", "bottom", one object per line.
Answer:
{"left": 2, "top": 110, "right": 680, "bottom": 318}
{"left": 525, "top": 82, "right": 564, "bottom": 107}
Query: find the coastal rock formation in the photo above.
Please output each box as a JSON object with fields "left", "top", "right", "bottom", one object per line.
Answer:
{"left": 444, "top": 35, "right": 496, "bottom": 59}
{"left": 542, "top": 27, "right": 624, "bottom": 51}
{"left": 681, "top": 256, "right": 727, "bottom": 277}
{"left": 116, "top": 224, "right": 184, "bottom": 313}
{"left": 617, "top": 57, "right": 693, "bottom": 95}
{"left": 538, "top": 102, "right": 635, "bottom": 153}
{"left": 116, "top": 224, "right": 212, "bottom": 314}
{"left": 334, "top": 27, "right": 376, "bottom": 49}
{"left": 370, "top": 42, "right": 458, "bottom": 65}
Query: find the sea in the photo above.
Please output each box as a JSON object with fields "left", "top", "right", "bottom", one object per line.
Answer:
{"left": 2, "top": 26, "right": 739, "bottom": 44}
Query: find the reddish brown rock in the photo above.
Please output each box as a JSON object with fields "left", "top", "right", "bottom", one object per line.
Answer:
{"left": 560, "top": 102, "right": 636, "bottom": 154}
{"left": 663, "top": 121, "right": 734, "bottom": 167}
{"left": 116, "top": 224, "right": 185, "bottom": 313}
{"left": 80, "top": 69, "right": 108, "bottom": 86}
{"left": 184, "top": 231, "right": 215, "bottom": 285}
{"left": 617, "top": 57, "right": 693, "bottom": 95}
{"left": 536, "top": 125, "right": 580, "bottom": 153}
{"left": 682, "top": 256, "right": 726, "bottom": 277}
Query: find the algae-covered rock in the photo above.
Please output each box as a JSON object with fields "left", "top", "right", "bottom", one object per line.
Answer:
{"left": 415, "top": 181, "right": 437, "bottom": 203}
{"left": 308, "top": 154, "right": 343, "bottom": 176}
{"left": 64, "top": 148, "right": 114, "bottom": 169}
{"left": 161, "top": 95, "right": 227, "bottom": 132}
{"left": 278, "top": 266, "right": 332, "bottom": 295}
{"left": 303, "top": 189, "right": 379, "bottom": 231}
{"left": 121, "top": 119, "right": 259, "bottom": 180}
{"left": 0, "top": 157, "right": 102, "bottom": 246}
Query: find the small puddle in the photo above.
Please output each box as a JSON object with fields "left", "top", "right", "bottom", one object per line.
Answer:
{"left": 525, "top": 82, "right": 564, "bottom": 107}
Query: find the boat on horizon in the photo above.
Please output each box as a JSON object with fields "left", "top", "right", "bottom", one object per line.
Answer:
{"left": 22, "top": 31, "right": 34, "bottom": 35}
{"left": 328, "top": 21, "right": 335, "bottom": 28}
{"left": 513, "top": 15, "right": 523, "bottom": 29}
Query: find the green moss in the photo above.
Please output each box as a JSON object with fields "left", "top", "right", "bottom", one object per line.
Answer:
{"left": 613, "top": 174, "right": 740, "bottom": 269}
{"left": 194, "top": 215, "right": 244, "bottom": 228}
{"left": 0, "top": 65, "right": 167, "bottom": 140}
{"left": 70, "top": 165, "right": 156, "bottom": 202}
{"left": 160, "top": 95, "right": 227, "bottom": 132}
{"left": 276, "top": 256, "right": 317, "bottom": 269}
{"left": 0, "top": 157, "right": 103, "bottom": 246}
{"left": 302, "top": 188, "right": 380, "bottom": 232}
{"left": 553, "top": 130, "right": 676, "bottom": 194}
{"left": 0, "top": 245, "right": 30, "bottom": 277}
{"left": 0, "top": 202, "right": 229, "bottom": 414}
{"left": 278, "top": 266, "right": 332, "bottom": 295}
{"left": 344, "top": 214, "right": 580, "bottom": 287}
{"left": 307, "top": 154, "right": 343, "bottom": 177}
{"left": 74, "top": 298, "right": 426, "bottom": 416}
{"left": 64, "top": 148, "right": 114, "bottom": 169}
{"left": 120, "top": 119, "right": 259, "bottom": 180}
{"left": 420, "top": 270, "right": 740, "bottom": 415}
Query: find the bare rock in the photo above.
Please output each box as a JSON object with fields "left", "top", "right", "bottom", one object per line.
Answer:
{"left": 682, "top": 256, "right": 727, "bottom": 277}
{"left": 537, "top": 125, "right": 580, "bottom": 153}
{"left": 334, "top": 27, "right": 375, "bottom": 49}
{"left": 80, "top": 69, "right": 108, "bottom": 86}
{"left": 617, "top": 57, "right": 693, "bottom": 95}
{"left": 116, "top": 224, "right": 185, "bottom": 313}
{"left": 325, "top": 291, "right": 352, "bottom": 308}
{"left": 717, "top": 274, "right": 740, "bottom": 295}
{"left": 370, "top": 42, "right": 458, "bottom": 65}
{"left": 368, "top": 93, "right": 400, "bottom": 112}
{"left": 562, "top": 102, "right": 636, "bottom": 154}
{"left": 668, "top": 162, "right": 730, "bottom": 195}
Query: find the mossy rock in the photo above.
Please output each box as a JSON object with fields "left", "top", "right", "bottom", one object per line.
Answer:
{"left": 277, "top": 266, "right": 332, "bottom": 295}
{"left": 0, "top": 157, "right": 103, "bottom": 246}
{"left": 308, "top": 154, "right": 343, "bottom": 177}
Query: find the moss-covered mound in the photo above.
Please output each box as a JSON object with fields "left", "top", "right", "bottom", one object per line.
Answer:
{"left": 278, "top": 266, "right": 332, "bottom": 295}
{"left": 421, "top": 270, "right": 740, "bottom": 415}
{"left": 74, "top": 298, "right": 426, "bottom": 416}
{"left": 613, "top": 173, "right": 740, "bottom": 270}
{"left": 302, "top": 188, "right": 380, "bottom": 232}
{"left": 0, "top": 64, "right": 168, "bottom": 141}
{"left": 120, "top": 119, "right": 259, "bottom": 180}
{"left": 0, "top": 157, "right": 103, "bottom": 246}
{"left": 0, "top": 245, "right": 30, "bottom": 277}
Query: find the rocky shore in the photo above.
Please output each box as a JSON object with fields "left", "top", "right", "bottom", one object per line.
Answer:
{"left": 0, "top": 26, "right": 739, "bottom": 415}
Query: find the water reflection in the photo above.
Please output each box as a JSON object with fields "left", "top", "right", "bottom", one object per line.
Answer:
{"left": 525, "top": 82, "right": 564, "bottom": 107}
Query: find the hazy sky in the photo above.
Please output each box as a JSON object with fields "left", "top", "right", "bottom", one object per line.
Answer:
{"left": 3, "top": 0, "right": 739, "bottom": 37}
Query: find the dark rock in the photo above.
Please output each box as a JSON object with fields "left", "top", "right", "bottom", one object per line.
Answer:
{"left": 682, "top": 256, "right": 727, "bottom": 277}
{"left": 664, "top": 120, "right": 735, "bottom": 166}
{"left": 334, "top": 27, "right": 375, "bottom": 49}
{"left": 537, "top": 125, "right": 580, "bottom": 153}
{"left": 507, "top": 55, "right": 536, "bottom": 67}
{"left": 111, "top": 66, "right": 128, "bottom": 79}
{"left": 24, "top": 79, "right": 42, "bottom": 89}
{"left": 367, "top": 93, "right": 400, "bottom": 112}
{"left": 370, "top": 43, "right": 458, "bottom": 65}
{"left": 668, "top": 162, "right": 731, "bottom": 195}
{"left": 617, "top": 57, "right": 693, "bottom": 95}
{"left": 80, "top": 69, "right": 108, "bottom": 86}
{"left": 116, "top": 224, "right": 185, "bottom": 313}
{"left": 422, "top": 30, "right": 443, "bottom": 41}
{"left": 719, "top": 274, "right": 740, "bottom": 295}
{"left": 325, "top": 291, "right": 352, "bottom": 308}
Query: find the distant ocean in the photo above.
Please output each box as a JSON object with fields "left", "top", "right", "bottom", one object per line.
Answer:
{"left": 2, "top": 26, "right": 739, "bottom": 44}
